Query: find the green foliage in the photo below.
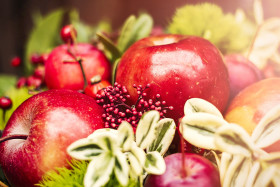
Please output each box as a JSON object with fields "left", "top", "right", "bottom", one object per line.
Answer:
{"left": 24, "top": 9, "right": 65, "bottom": 75}
{"left": 37, "top": 160, "right": 139, "bottom": 187}
{"left": 0, "top": 87, "right": 32, "bottom": 130}
{"left": 0, "top": 74, "right": 17, "bottom": 96}
{"left": 168, "top": 3, "right": 254, "bottom": 54}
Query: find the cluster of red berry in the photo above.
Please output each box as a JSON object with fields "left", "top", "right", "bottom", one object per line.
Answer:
{"left": 96, "top": 82, "right": 173, "bottom": 130}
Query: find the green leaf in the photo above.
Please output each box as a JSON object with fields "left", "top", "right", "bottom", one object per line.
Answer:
{"left": 0, "top": 74, "right": 17, "bottom": 96}
{"left": 24, "top": 9, "right": 64, "bottom": 74}
{"left": 84, "top": 153, "right": 115, "bottom": 187}
{"left": 147, "top": 118, "right": 176, "bottom": 155}
{"left": 111, "top": 58, "right": 120, "bottom": 84}
{"left": 96, "top": 32, "right": 121, "bottom": 62}
{"left": 136, "top": 110, "right": 160, "bottom": 149}
{"left": 0, "top": 87, "right": 32, "bottom": 130}
{"left": 128, "top": 144, "right": 146, "bottom": 176}
{"left": 117, "top": 121, "right": 134, "bottom": 152}
{"left": 144, "top": 151, "right": 166, "bottom": 175}
{"left": 114, "top": 150, "right": 129, "bottom": 186}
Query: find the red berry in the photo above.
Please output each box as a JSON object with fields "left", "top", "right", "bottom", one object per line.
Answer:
{"left": 60, "top": 25, "right": 77, "bottom": 44}
{"left": 11, "top": 56, "right": 21, "bottom": 67}
{"left": 33, "top": 66, "right": 45, "bottom": 80}
{"left": 16, "top": 77, "right": 27, "bottom": 88}
{"left": 30, "top": 53, "right": 44, "bottom": 65}
{"left": 26, "top": 75, "right": 43, "bottom": 88}
{"left": 0, "top": 97, "right": 12, "bottom": 110}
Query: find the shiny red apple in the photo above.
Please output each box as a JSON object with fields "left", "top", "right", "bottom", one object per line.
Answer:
{"left": 116, "top": 34, "right": 230, "bottom": 121}
{"left": 144, "top": 153, "right": 221, "bottom": 187}
{"left": 0, "top": 89, "right": 105, "bottom": 187}
{"left": 45, "top": 43, "right": 111, "bottom": 90}
{"left": 224, "top": 54, "right": 263, "bottom": 99}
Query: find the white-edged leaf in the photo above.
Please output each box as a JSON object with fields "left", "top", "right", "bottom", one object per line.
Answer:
{"left": 254, "top": 164, "right": 277, "bottom": 187}
{"left": 219, "top": 152, "right": 233, "bottom": 183}
{"left": 84, "top": 153, "right": 115, "bottom": 187}
{"left": 246, "top": 161, "right": 261, "bottom": 187}
{"left": 231, "top": 157, "right": 252, "bottom": 187}
{"left": 272, "top": 170, "right": 280, "bottom": 187}
{"left": 260, "top": 152, "right": 280, "bottom": 165}
{"left": 143, "top": 151, "right": 166, "bottom": 175}
{"left": 87, "top": 128, "right": 118, "bottom": 140}
{"left": 184, "top": 98, "right": 223, "bottom": 118}
{"left": 67, "top": 138, "right": 104, "bottom": 160}
{"left": 127, "top": 152, "right": 143, "bottom": 176}
{"left": 136, "top": 110, "right": 160, "bottom": 149}
{"left": 214, "top": 123, "right": 255, "bottom": 157}
{"left": 114, "top": 150, "right": 129, "bottom": 186}
{"left": 131, "top": 143, "right": 146, "bottom": 166}
{"left": 254, "top": 0, "right": 264, "bottom": 25}
{"left": 147, "top": 118, "right": 176, "bottom": 155}
{"left": 252, "top": 105, "right": 280, "bottom": 149}
{"left": 117, "top": 121, "right": 134, "bottom": 151}
{"left": 180, "top": 112, "right": 228, "bottom": 150}
{"left": 222, "top": 155, "right": 247, "bottom": 187}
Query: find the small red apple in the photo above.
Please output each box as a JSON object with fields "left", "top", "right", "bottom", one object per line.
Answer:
{"left": 0, "top": 89, "right": 105, "bottom": 187}
{"left": 45, "top": 43, "right": 111, "bottom": 90}
{"left": 224, "top": 54, "right": 263, "bottom": 99}
{"left": 144, "top": 153, "right": 220, "bottom": 187}
{"left": 116, "top": 34, "right": 230, "bottom": 122}
{"left": 225, "top": 78, "right": 280, "bottom": 152}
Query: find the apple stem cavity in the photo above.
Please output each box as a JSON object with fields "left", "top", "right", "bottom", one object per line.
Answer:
{"left": 0, "top": 134, "right": 28, "bottom": 144}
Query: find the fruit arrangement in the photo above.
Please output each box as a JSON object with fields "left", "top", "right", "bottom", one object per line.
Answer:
{"left": 1, "top": 1, "right": 280, "bottom": 187}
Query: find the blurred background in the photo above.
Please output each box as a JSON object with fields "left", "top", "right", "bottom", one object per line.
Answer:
{"left": 1, "top": 0, "right": 279, "bottom": 76}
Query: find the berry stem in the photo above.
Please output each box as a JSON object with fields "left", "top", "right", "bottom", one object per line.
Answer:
{"left": 0, "top": 134, "right": 28, "bottom": 144}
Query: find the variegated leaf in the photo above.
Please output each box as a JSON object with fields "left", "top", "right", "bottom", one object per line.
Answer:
{"left": 67, "top": 138, "right": 104, "bottom": 160}
{"left": 272, "top": 170, "right": 280, "bottom": 187}
{"left": 222, "top": 155, "right": 247, "bottom": 187}
{"left": 219, "top": 152, "right": 233, "bottom": 183}
{"left": 260, "top": 152, "right": 280, "bottom": 165}
{"left": 84, "top": 153, "right": 115, "bottom": 187}
{"left": 184, "top": 98, "right": 223, "bottom": 118}
{"left": 127, "top": 152, "right": 143, "bottom": 176}
{"left": 254, "top": 164, "right": 277, "bottom": 187}
{"left": 214, "top": 123, "right": 255, "bottom": 157}
{"left": 117, "top": 121, "right": 134, "bottom": 151}
{"left": 136, "top": 110, "right": 160, "bottom": 149}
{"left": 147, "top": 118, "right": 176, "bottom": 155}
{"left": 114, "top": 150, "right": 129, "bottom": 186}
{"left": 252, "top": 105, "right": 280, "bottom": 149}
{"left": 180, "top": 112, "right": 228, "bottom": 150}
{"left": 231, "top": 157, "right": 252, "bottom": 187}
{"left": 144, "top": 151, "right": 166, "bottom": 175}
{"left": 246, "top": 161, "right": 261, "bottom": 187}
{"left": 87, "top": 128, "right": 118, "bottom": 140}
{"left": 93, "top": 134, "right": 118, "bottom": 153}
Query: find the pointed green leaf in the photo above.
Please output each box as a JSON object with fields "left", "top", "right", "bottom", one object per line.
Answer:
{"left": 252, "top": 105, "right": 280, "bottom": 149}
{"left": 96, "top": 32, "right": 121, "bottom": 62}
{"left": 117, "top": 121, "right": 134, "bottom": 151}
{"left": 84, "top": 153, "right": 115, "bottom": 187}
{"left": 180, "top": 112, "right": 228, "bottom": 150}
{"left": 214, "top": 123, "right": 256, "bottom": 157}
{"left": 136, "top": 110, "right": 160, "bottom": 149}
{"left": 114, "top": 150, "right": 129, "bottom": 186}
{"left": 147, "top": 118, "right": 176, "bottom": 155}
{"left": 143, "top": 151, "right": 166, "bottom": 175}
{"left": 127, "top": 152, "right": 143, "bottom": 176}
{"left": 111, "top": 58, "right": 120, "bottom": 84}
{"left": 184, "top": 98, "right": 223, "bottom": 118}
{"left": 67, "top": 138, "right": 104, "bottom": 160}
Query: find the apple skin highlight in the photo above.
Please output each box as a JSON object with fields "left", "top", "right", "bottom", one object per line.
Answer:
{"left": 0, "top": 89, "right": 105, "bottom": 187}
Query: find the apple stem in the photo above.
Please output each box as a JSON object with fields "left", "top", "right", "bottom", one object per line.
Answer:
{"left": 0, "top": 134, "right": 28, "bottom": 144}
{"left": 67, "top": 48, "right": 88, "bottom": 90}
{"left": 179, "top": 123, "right": 187, "bottom": 178}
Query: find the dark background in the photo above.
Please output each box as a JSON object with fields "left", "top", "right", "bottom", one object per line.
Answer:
{"left": 1, "top": 0, "right": 279, "bottom": 76}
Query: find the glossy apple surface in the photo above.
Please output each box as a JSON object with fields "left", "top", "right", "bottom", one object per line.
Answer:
{"left": 144, "top": 153, "right": 220, "bottom": 187}
{"left": 224, "top": 54, "right": 263, "bottom": 99}
{"left": 0, "top": 89, "right": 105, "bottom": 187}
{"left": 45, "top": 43, "right": 111, "bottom": 90}
{"left": 225, "top": 78, "right": 280, "bottom": 152}
{"left": 116, "top": 34, "right": 230, "bottom": 121}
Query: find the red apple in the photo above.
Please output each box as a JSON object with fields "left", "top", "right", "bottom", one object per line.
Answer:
{"left": 224, "top": 54, "right": 263, "bottom": 99}
{"left": 225, "top": 78, "right": 280, "bottom": 152}
{"left": 45, "top": 43, "right": 111, "bottom": 90}
{"left": 116, "top": 34, "right": 230, "bottom": 122}
{"left": 144, "top": 153, "right": 220, "bottom": 187}
{"left": 0, "top": 89, "right": 105, "bottom": 187}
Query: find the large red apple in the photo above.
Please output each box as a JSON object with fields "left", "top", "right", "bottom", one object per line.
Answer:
{"left": 116, "top": 34, "right": 230, "bottom": 121}
{"left": 144, "top": 153, "right": 221, "bottom": 187}
{"left": 225, "top": 78, "right": 280, "bottom": 152}
{"left": 45, "top": 43, "right": 111, "bottom": 90}
{"left": 0, "top": 89, "right": 105, "bottom": 187}
{"left": 224, "top": 54, "right": 263, "bottom": 99}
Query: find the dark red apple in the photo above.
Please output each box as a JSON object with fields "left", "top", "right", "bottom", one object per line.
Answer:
{"left": 144, "top": 153, "right": 221, "bottom": 187}
{"left": 45, "top": 43, "right": 111, "bottom": 90}
{"left": 116, "top": 34, "right": 230, "bottom": 121}
{"left": 0, "top": 89, "right": 105, "bottom": 187}
{"left": 224, "top": 54, "right": 263, "bottom": 99}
